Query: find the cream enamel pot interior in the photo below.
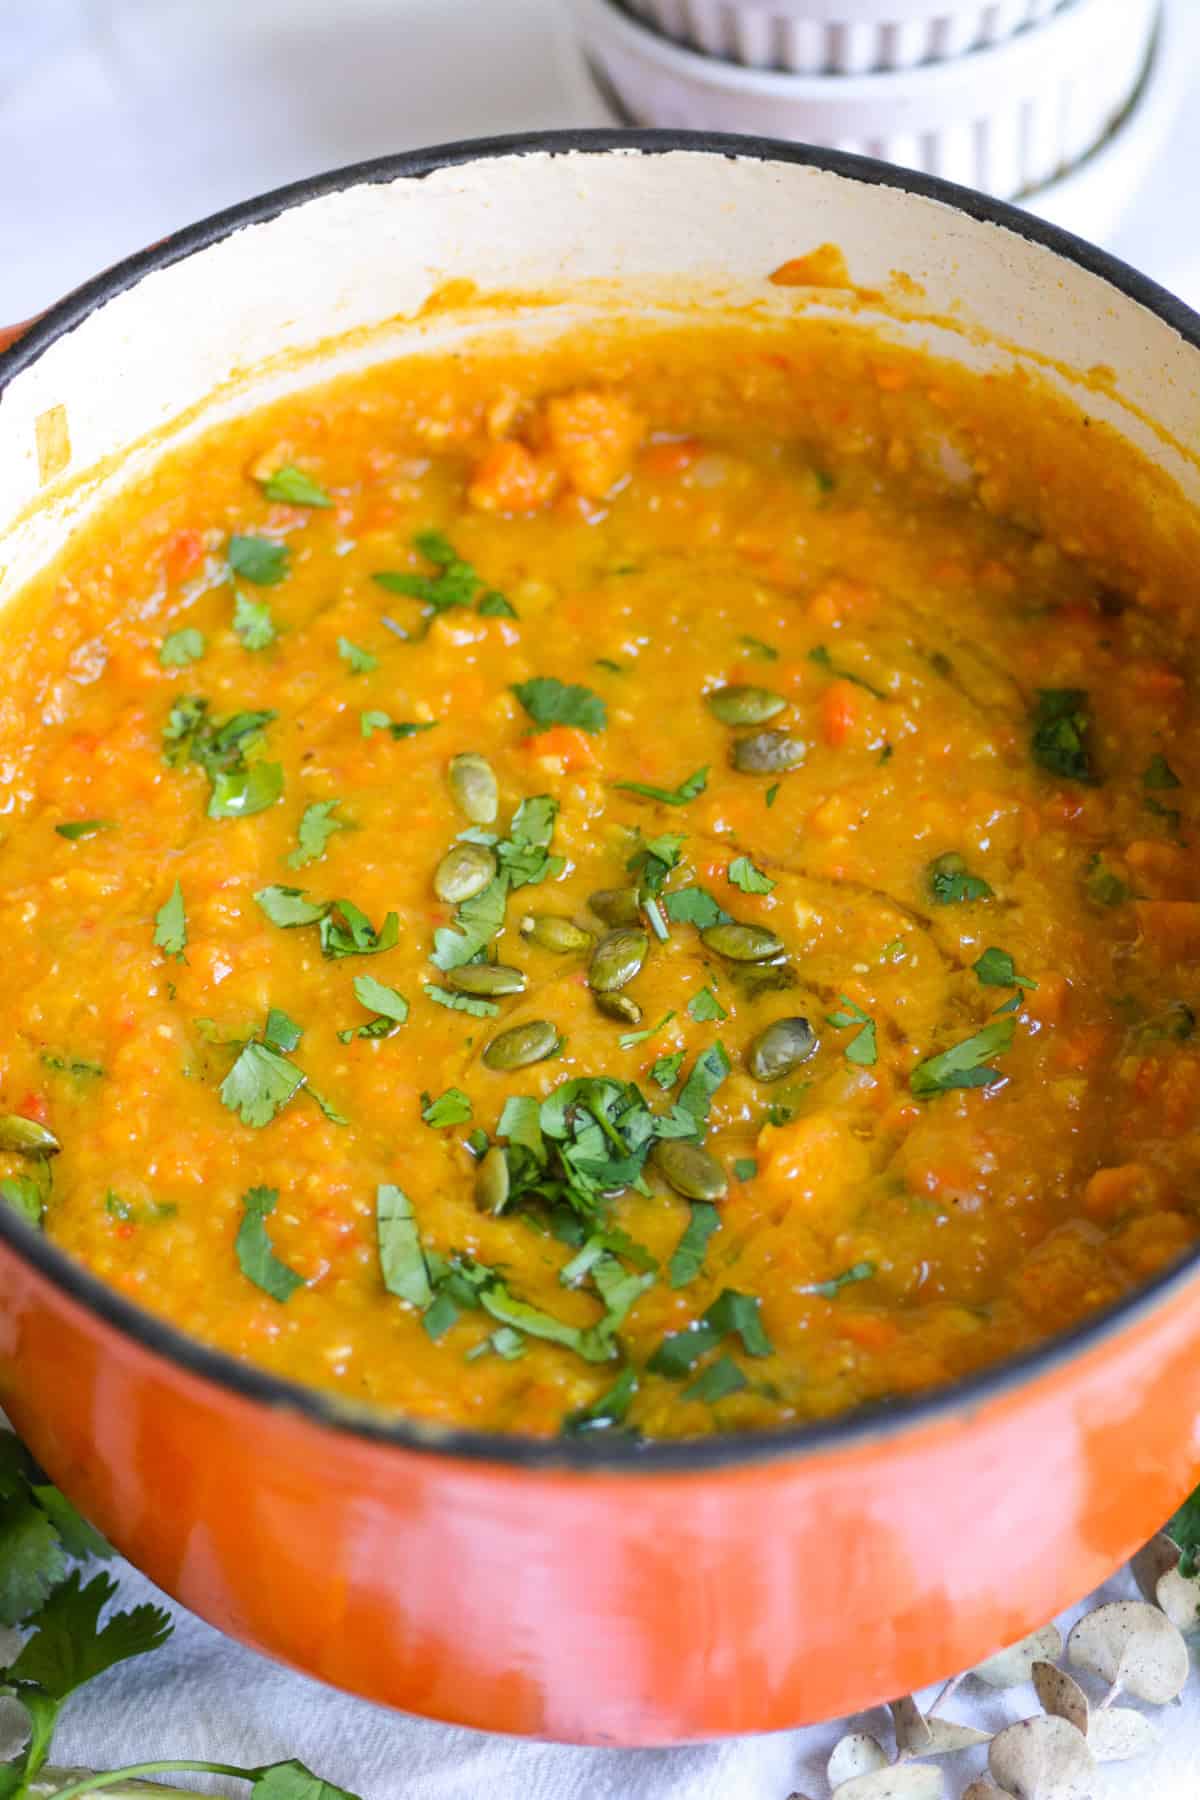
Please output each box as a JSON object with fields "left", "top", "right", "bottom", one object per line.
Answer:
{"left": 3, "top": 133, "right": 1200, "bottom": 1745}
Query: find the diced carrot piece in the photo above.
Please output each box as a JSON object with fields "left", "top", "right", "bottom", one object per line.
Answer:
{"left": 807, "top": 578, "right": 876, "bottom": 626}
{"left": 467, "top": 441, "right": 556, "bottom": 514}
{"left": 520, "top": 726, "right": 597, "bottom": 771}
{"left": 17, "top": 1091, "right": 49, "bottom": 1123}
{"left": 835, "top": 1313, "right": 900, "bottom": 1351}
{"left": 163, "top": 528, "right": 206, "bottom": 583}
{"left": 1024, "top": 971, "right": 1068, "bottom": 1029}
{"left": 821, "top": 679, "right": 859, "bottom": 747}
{"left": 640, "top": 438, "right": 703, "bottom": 477}
{"left": 540, "top": 389, "right": 645, "bottom": 499}
{"left": 756, "top": 1113, "right": 870, "bottom": 1214}
{"left": 1055, "top": 1024, "right": 1112, "bottom": 1072}
{"left": 1082, "top": 1163, "right": 1160, "bottom": 1221}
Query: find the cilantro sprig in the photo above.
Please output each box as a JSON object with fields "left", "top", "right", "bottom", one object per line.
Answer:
{"left": 373, "top": 529, "right": 515, "bottom": 632}
{"left": 162, "top": 696, "right": 283, "bottom": 820}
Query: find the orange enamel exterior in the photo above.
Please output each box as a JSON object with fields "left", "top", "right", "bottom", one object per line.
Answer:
{"left": 6, "top": 1217, "right": 1200, "bottom": 1742}
{"left": 5, "top": 134, "right": 1200, "bottom": 1745}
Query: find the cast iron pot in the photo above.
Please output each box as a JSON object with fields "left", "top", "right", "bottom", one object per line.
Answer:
{"left": 2, "top": 131, "right": 1200, "bottom": 1745}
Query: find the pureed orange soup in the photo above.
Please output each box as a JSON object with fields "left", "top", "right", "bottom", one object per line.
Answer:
{"left": 6, "top": 321, "right": 1200, "bottom": 1440}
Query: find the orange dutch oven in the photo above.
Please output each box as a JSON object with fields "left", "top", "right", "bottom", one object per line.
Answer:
{"left": 2, "top": 132, "right": 1200, "bottom": 1746}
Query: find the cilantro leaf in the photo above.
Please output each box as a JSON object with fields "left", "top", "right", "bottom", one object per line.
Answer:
{"left": 614, "top": 766, "right": 708, "bottom": 807}
{"left": 288, "top": 800, "right": 345, "bottom": 869}
{"left": 497, "top": 796, "right": 562, "bottom": 890}
{"left": 4, "top": 1567, "right": 171, "bottom": 1699}
{"left": 159, "top": 627, "right": 205, "bottom": 667}
{"left": 1, "top": 1176, "right": 44, "bottom": 1227}
{"left": 667, "top": 1201, "right": 720, "bottom": 1288}
{"left": 228, "top": 534, "right": 288, "bottom": 586}
{"left": 665, "top": 887, "right": 729, "bottom": 929}
{"left": 728, "top": 855, "right": 774, "bottom": 895}
{"left": 618, "top": 1009, "right": 675, "bottom": 1050}
{"left": 1144, "top": 753, "right": 1182, "bottom": 791}
{"left": 683, "top": 1355, "right": 746, "bottom": 1404}
{"left": 254, "top": 885, "right": 329, "bottom": 929}
{"left": 0, "top": 1495, "right": 68, "bottom": 1625}
{"left": 340, "top": 972, "right": 409, "bottom": 1042}
{"left": 973, "top": 947, "right": 1037, "bottom": 991}
{"left": 1084, "top": 855, "right": 1131, "bottom": 908}
{"left": 911, "top": 1017, "right": 1015, "bottom": 1098}
{"left": 236, "top": 1186, "right": 304, "bottom": 1302}
{"left": 1031, "top": 688, "right": 1097, "bottom": 784}
{"left": 800, "top": 1260, "right": 876, "bottom": 1299}
{"left": 376, "top": 1184, "right": 433, "bottom": 1308}
{"left": 740, "top": 635, "right": 778, "bottom": 661}
{"left": 807, "top": 644, "right": 886, "bottom": 699}
{"left": 627, "top": 832, "right": 685, "bottom": 897}
{"left": 477, "top": 590, "right": 518, "bottom": 619}
{"left": 704, "top": 1288, "right": 772, "bottom": 1356}
{"left": 479, "top": 1280, "right": 618, "bottom": 1363}
{"left": 512, "top": 677, "right": 607, "bottom": 735}
{"left": 153, "top": 881, "right": 187, "bottom": 962}
{"left": 677, "top": 1042, "right": 731, "bottom": 1126}
{"left": 424, "top": 983, "right": 499, "bottom": 1017}
{"left": 563, "top": 1367, "right": 638, "bottom": 1435}
{"left": 1168, "top": 1486, "right": 1200, "bottom": 1577}
{"left": 251, "top": 1760, "right": 361, "bottom": 1800}
{"left": 261, "top": 464, "right": 333, "bottom": 508}
{"left": 827, "top": 996, "right": 877, "bottom": 1067}
{"left": 431, "top": 876, "right": 508, "bottom": 972}
{"left": 55, "top": 820, "right": 114, "bottom": 841}
{"left": 651, "top": 1049, "right": 685, "bottom": 1090}
{"left": 219, "top": 1041, "right": 306, "bottom": 1128}
{"left": 29, "top": 1486, "right": 111, "bottom": 1562}
{"left": 361, "top": 710, "right": 436, "bottom": 741}
{"left": 233, "top": 591, "right": 277, "bottom": 651}
{"left": 927, "top": 852, "right": 993, "bottom": 905}
{"left": 687, "top": 986, "right": 727, "bottom": 1024}
{"left": 319, "top": 899, "right": 399, "bottom": 959}
{"left": 263, "top": 1008, "right": 302, "bottom": 1053}
{"left": 337, "top": 637, "right": 377, "bottom": 674}
{"left": 422, "top": 1087, "right": 472, "bottom": 1128}
{"left": 209, "top": 760, "right": 284, "bottom": 820}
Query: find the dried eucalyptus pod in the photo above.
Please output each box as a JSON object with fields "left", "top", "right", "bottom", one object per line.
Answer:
{"left": 962, "top": 1785, "right": 1014, "bottom": 1800}
{"left": 987, "top": 1716, "right": 1094, "bottom": 1800}
{"left": 831, "top": 1766, "right": 944, "bottom": 1800}
{"left": 971, "top": 1625, "right": 1064, "bottom": 1689}
{"left": 1086, "top": 1707, "right": 1158, "bottom": 1763}
{"left": 1066, "top": 1599, "right": 1189, "bottom": 1704}
{"left": 827, "top": 1734, "right": 889, "bottom": 1785}
{"left": 1131, "top": 1531, "right": 1200, "bottom": 1634}
{"left": 1031, "top": 1661, "right": 1089, "bottom": 1736}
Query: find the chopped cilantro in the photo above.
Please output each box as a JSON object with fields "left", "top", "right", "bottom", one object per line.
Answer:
{"left": 618, "top": 1009, "right": 675, "bottom": 1050}
{"left": 232, "top": 591, "right": 277, "bottom": 650}
{"left": 627, "top": 831, "right": 685, "bottom": 897}
{"left": 687, "top": 986, "right": 727, "bottom": 1024}
{"left": 55, "top": 820, "right": 114, "bottom": 841}
{"left": 422, "top": 1087, "right": 472, "bottom": 1129}
{"left": 808, "top": 644, "right": 886, "bottom": 699}
{"left": 765, "top": 783, "right": 780, "bottom": 808}
{"left": 1031, "top": 688, "right": 1097, "bottom": 784}
{"left": 339, "top": 972, "right": 409, "bottom": 1042}
{"left": 973, "top": 947, "right": 1037, "bottom": 992}
{"left": 665, "top": 887, "right": 729, "bottom": 930}
{"left": 263, "top": 1008, "right": 302, "bottom": 1053}
{"left": 159, "top": 627, "right": 205, "bottom": 667}
{"left": 288, "top": 799, "right": 345, "bottom": 869}
{"left": 320, "top": 898, "right": 399, "bottom": 958}
{"left": 705, "top": 1287, "right": 772, "bottom": 1356}
{"left": 512, "top": 676, "right": 607, "bottom": 735}
{"left": 228, "top": 533, "right": 288, "bottom": 585}
{"left": 801, "top": 1260, "right": 876, "bottom": 1298}
{"left": 667, "top": 1201, "right": 720, "bottom": 1288}
{"left": 153, "top": 880, "right": 188, "bottom": 962}
{"left": 1, "top": 1176, "right": 43, "bottom": 1227}
{"left": 1144, "top": 754, "right": 1182, "bottom": 791}
{"left": 1168, "top": 1486, "right": 1200, "bottom": 1577}
{"left": 479, "top": 1280, "right": 618, "bottom": 1363}
{"left": 424, "top": 983, "right": 499, "bottom": 1017}
{"left": 338, "top": 636, "right": 378, "bottom": 674}
{"left": 827, "top": 996, "right": 877, "bottom": 1067}
{"left": 564, "top": 1367, "right": 638, "bottom": 1434}
{"left": 728, "top": 855, "right": 774, "bottom": 894}
{"left": 209, "top": 761, "right": 284, "bottom": 820}
{"left": 361, "top": 710, "right": 436, "bottom": 741}
{"left": 376, "top": 1183, "right": 433, "bottom": 1308}
{"left": 927, "top": 852, "right": 993, "bottom": 905}
{"left": 677, "top": 1042, "right": 732, "bottom": 1125}
{"left": 219, "top": 1039, "right": 306, "bottom": 1128}
{"left": 163, "top": 696, "right": 283, "bottom": 819}
{"left": 235, "top": 1186, "right": 304, "bottom": 1302}
{"left": 1084, "top": 855, "right": 1131, "bottom": 908}
{"left": 254, "top": 885, "right": 328, "bottom": 928}
{"left": 477, "top": 590, "right": 518, "bottom": 619}
{"left": 614, "top": 766, "right": 709, "bottom": 807}
{"left": 652, "top": 1049, "right": 685, "bottom": 1090}
{"left": 261, "top": 463, "right": 333, "bottom": 508}
{"left": 733, "top": 1157, "right": 757, "bottom": 1181}
{"left": 497, "top": 795, "right": 564, "bottom": 890}
{"left": 740, "top": 635, "right": 778, "bottom": 661}
{"left": 911, "top": 1017, "right": 1015, "bottom": 1098}
{"left": 684, "top": 1357, "right": 747, "bottom": 1404}
{"left": 374, "top": 530, "right": 513, "bottom": 629}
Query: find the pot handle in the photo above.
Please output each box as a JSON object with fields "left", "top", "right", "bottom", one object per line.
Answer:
{"left": 0, "top": 321, "right": 33, "bottom": 354}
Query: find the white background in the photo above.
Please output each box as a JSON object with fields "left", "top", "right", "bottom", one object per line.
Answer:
{"left": 5, "top": 1, "right": 1200, "bottom": 1794}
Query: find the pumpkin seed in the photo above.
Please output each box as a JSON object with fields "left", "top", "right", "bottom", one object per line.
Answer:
{"left": 447, "top": 962, "right": 526, "bottom": 998}
{"left": 701, "top": 922, "right": 785, "bottom": 963}
{"left": 589, "top": 927, "right": 649, "bottom": 992}
{"left": 434, "top": 841, "right": 497, "bottom": 904}
{"left": 747, "top": 1016, "right": 817, "bottom": 1081}
{"left": 448, "top": 751, "right": 499, "bottom": 824}
{"left": 707, "top": 684, "right": 786, "bottom": 726}
{"left": 0, "top": 1115, "right": 60, "bottom": 1157}
{"left": 520, "top": 914, "right": 594, "bottom": 954}
{"left": 476, "top": 1145, "right": 510, "bottom": 1214}
{"left": 730, "top": 730, "right": 806, "bottom": 774}
{"left": 595, "top": 992, "right": 642, "bottom": 1026}
{"left": 482, "top": 1018, "right": 560, "bottom": 1071}
{"left": 588, "top": 886, "right": 641, "bottom": 925}
{"left": 653, "top": 1139, "right": 728, "bottom": 1202}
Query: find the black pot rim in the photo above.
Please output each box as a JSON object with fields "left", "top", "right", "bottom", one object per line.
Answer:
{"left": 3, "top": 126, "right": 1200, "bottom": 1478}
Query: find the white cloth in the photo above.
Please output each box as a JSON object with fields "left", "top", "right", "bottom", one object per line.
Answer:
{"left": 5, "top": 1, "right": 1200, "bottom": 1790}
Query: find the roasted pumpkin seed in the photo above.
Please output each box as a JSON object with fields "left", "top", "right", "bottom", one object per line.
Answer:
{"left": 730, "top": 730, "right": 806, "bottom": 774}
{"left": 520, "top": 914, "right": 594, "bottom": 954}
{"left": 701, "top": 922, "right": 785, "bottom": 963}
{"left": 0, "top": 1115, "right": 60, "bottom": 1157}
{"left": 707, "top": 684, "right": 786, "bottom": 726}
{"left": 447, "top": 962, "right": 526, "bottom": 998}
{"left": 595, "top": 991, "right": 642, "bottom": 1026}
{"left": 434, "top": 841, "right": 497, "bottom": 904}
{"left": 588, "top": 886, "right": 642, "bottom": 925}
{"left": 653, "top": 1139, "right": 728, "bottom": 1202}
{"left": 589, "top": 927, "right": 649, "bottom": 992}
{"left": 747, "top": 1016, "right": 818, "bottom": 1081}
{"left": 448, "top": 752, "right": 499, "bottom": 824}
{"left": 482, "top": 1018, "right": 560, "bottom": 1071}
{"left": 476, "top": 1145, "right": 510, "bottom": 1214}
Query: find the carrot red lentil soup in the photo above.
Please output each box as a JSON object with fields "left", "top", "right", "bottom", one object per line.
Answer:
{"left": 5, "top": 321, "right": 1200, "bottom": 1441}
